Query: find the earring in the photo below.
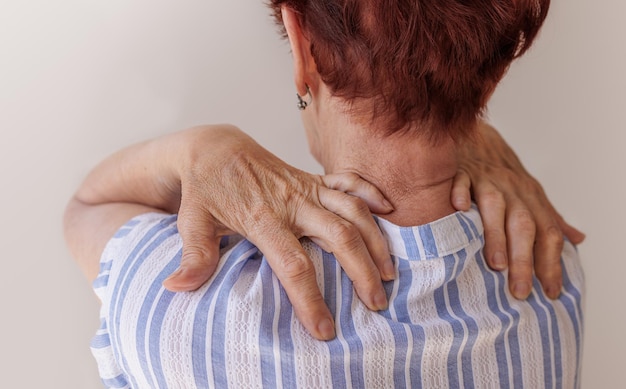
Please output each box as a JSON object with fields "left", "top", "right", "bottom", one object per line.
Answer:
{"left": 296, "top": 86, "right": 311, "bottom": 110}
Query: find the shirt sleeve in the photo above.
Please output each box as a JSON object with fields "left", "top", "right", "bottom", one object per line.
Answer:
{"left": 90, "top": 212, "right": 175, "bottom": 389}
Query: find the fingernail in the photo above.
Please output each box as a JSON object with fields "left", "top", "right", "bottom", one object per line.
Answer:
{"left": 165, "top": 267, "right": 184, "bottom": 281}
{"left": 381, "top": 199, "right": 394, "bottom": 211}
{"left": 513, "top": 282, "right": 531, "bottom": 299}
{"left": 492, "top": 252, "right": 507, "bottom": 270}
{"left": 374, "top": 289, "right": 388, "bottom": 311}
{"left": 546, "top": 284, "right": 562, "bottom": 299}
{"left": 383, "top": 259, "right": 396, "bottom": 280}
{"left": 454, "top": 197, "right": 469, "bottom": 209}
{"left": 318, "top": 318, "right": 335, "bottom": 340}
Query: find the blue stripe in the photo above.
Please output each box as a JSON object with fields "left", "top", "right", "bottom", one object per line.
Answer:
{"left": 380, "top": 257, "right": 424, "bottom": 389}
{"left": 526, "top": 290, "right": 556, "bottom": 388}
{"left": 459, "top": 212, "right": 480, "bottom": 239}
{"left": 277, "top": 280, "right": 297, "bottom": 386}
{"left": 418, "top": 225, "right": 438, "bottom": 258}
{"left": 400, "top": 228, "right": 421, "bottom": 259}
{"left": 135, "top": 276, "right": 161, "bottom": 388}
{"left": 258, "top": 259, "right": 278, "bottom": 388}
{"left": 113, "top": 227, "right": 133, "bottom": 238}
{"left": 434, "top": 254, "right": 463, "bottom": 387}
{"left": 559, "top": 256, "right": 583, "bottom": 388}
{"left": 338, "top": 269, "right": 365, "bottom": 388}
{"left": 456, "top": 213, "right": 475, "bottom": 241}
{"left": 91, "top": 319, "right": 111, "bottom": 348}
{"left": 93, "top": 274, "right": 110, "bottom": 289}
{"left": 531, "top": 277, "right": 564, "bottom": 389}
{"left": 323, "top": 252, "right": 347, "bottom": 388}
{"left": 125, "top": 219, "right": 142, "bottom": 227}
{"left": 210, "top": 255, "right": 254, "bottom": 388}
{"left": 497, "top": 287, "right": 523, "bottom": 387}
{"left": 446, "top": 249, "right": 478, "bottom": 388}
{"left": 112, "top": 219, "right": 142, "bottom": 238}
{"left": 100, "top": 260, "right": 114, "bottom": 272}
{"left": 135, "top": 252, "right": 181, "bottom": 388}
{"left": 146, "top": 252, "right": 181, "bottom": 388}
{"left": 101, "top": 374, "right": 129, "bottom": 388}
{"left": 191, "top": 240, "right": 257, "bottom": 387}
{"left": 474, "top": 251, "right": 516, "bottom": 388}
{"left": 380, "top": 259, "right": 409, "bottom": 389}
{"left": 91, "top": 333, "right": 112, "bottom": 349}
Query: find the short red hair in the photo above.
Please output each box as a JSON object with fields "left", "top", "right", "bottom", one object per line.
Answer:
{"left": 269, "top": 0, "right": 550, "bottom": 140}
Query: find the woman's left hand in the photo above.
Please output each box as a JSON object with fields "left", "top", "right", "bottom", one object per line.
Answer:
{"left": 451, "top": 122, "right": 585, "bottom": 300}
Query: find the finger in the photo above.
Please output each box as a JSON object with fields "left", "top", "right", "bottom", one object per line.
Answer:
{"left": 247, "top": 221, "right": 336, "bottom": 341}
{"left": 322, "top": 173, "right": 394, "bottom": 214}
{"left": 505, "top": 203, "right": 536, "bottom": 300}
{"left": 474, "top": 181, "right": 508, "bottom": 271}
{"left": 297, "top": 197, "right": 389, "bottom": 312}
{"left": 554, "top": 211, "right": 586, "bottom": 244}
{"left": 163, "top": 204, "right": 221, "bottom": 292}
{"left": 532, "top": 210, "right": 564, "bottom": 299}
{"left": 317, "top": 187, "right": 394, "bottom": 281}
{"left": 450, "top": 169, "right": 472, "bottom": 211}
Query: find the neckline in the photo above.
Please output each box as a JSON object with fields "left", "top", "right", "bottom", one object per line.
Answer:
{"left": 374, "top": 206, "right": 483, "bottom": 260}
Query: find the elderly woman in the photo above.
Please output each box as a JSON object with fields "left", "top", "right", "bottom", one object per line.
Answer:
{"left": 65, "top": 0, "right": 584, "bottom": 387}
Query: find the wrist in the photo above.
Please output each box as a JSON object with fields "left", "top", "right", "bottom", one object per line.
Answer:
{"left": 166, "top": 124, "right": 248, "bottom": 213}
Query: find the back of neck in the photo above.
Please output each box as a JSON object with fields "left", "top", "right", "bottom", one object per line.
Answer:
{"left": 324, "top": 128, "right": 459, "bottom": 227}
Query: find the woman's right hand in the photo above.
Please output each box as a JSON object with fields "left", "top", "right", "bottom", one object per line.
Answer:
{"left": 163, "top": 125, "right": 395, "bottom": 340}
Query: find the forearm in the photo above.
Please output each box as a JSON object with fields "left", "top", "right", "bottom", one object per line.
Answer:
{"left": 64, "top": 124, "right": 242, "bottom": 280}
{"left": 76, "top": 132, "right": 180, "bottom": 212}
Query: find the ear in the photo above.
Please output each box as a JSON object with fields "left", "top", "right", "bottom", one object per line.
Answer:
{"left": 281, "top": 6, "right": 318, "bottom": 96}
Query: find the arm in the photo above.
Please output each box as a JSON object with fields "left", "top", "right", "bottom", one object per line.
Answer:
{"left": 64, "top": 124, "right": 394, "bottom": 340}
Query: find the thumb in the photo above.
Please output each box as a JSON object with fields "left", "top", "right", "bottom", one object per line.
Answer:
{"left": 163, "top": 205, "right": 222, "bottom": 292}
{"left": 451, "top": 169, "right": 472, "bottom": 211}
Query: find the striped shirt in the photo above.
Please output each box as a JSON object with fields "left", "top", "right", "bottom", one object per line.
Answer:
{"left": 92, "top": 207, "right": 584, "bottom": 388}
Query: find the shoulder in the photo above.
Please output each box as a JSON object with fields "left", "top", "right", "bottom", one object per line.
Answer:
{"left": 94, "top": 212, "right": 180, "bottom": 300}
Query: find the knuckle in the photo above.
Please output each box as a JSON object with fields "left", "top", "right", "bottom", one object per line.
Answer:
{"left": 343, "top": 196, "right": 369, "bottom": 216}
{"left": 537, "top": 263, "right": 563, "bottom": 280}
{"left": 176, "top": 210, "right": 198, "bottom": 231}
{"left": 543, "top": 225, "right": 565, "bottom": 247}
{"left": 528, "top": 176, "right": 544, "bottom": 192}
{"left": 481, "top": 188, "right": 505, "bottom": 206}
{"left": 516, "top": 176, "right": 536, "bottom": 192}
{"left": 483, "top": 226, "right": 505, "bottom": 241}
{"left": 327, "top": 219, "right": 361, "bottom": 250}
{"left": 181, "top": 245, "right": 215, "bottom": 267}
{"left": 509, "top": 209, "right": 535, "bottom": 234}
{"left": 351, "top": 268, "right": 381, "bottom": 291}
{"left": 246, "top": 206, "right": 279, "bottom": 235}
{"left": 279, "top": 253, "right": 314, "bottom": 282}
{"left": 343, "top": 172, "right": 361, "bottom": 186}
{"left": 511, "top": 253, "right": 534, "bottom": 267}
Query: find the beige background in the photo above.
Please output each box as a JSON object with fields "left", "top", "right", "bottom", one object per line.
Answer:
{"left": 1, "top": 0, "right": 623, "bottom": 387}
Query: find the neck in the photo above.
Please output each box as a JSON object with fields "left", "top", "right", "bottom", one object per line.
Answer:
{"left": 316, "top": 116, "right": 459, "bottom": 227}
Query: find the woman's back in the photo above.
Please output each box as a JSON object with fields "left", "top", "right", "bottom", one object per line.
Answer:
{"left": 93, "top": 208, "right": 583, "bottom": 388}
